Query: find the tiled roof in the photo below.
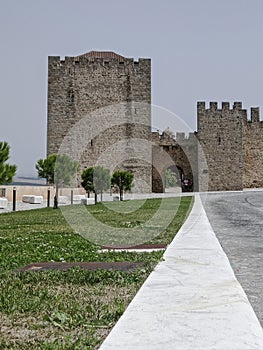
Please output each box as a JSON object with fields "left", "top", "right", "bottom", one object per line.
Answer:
{"left": 76, "top": 51, "right": 125, "bottom": 61}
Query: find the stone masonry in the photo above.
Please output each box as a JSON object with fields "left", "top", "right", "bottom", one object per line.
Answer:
{"left": 47, "top": 51, "right": 152, "bottom": 192}
{"left": 47, "top": 50, "right": 263, "bottom": 192}
{"left": 152, "top": 130, "right": 199, "bottom": 192}
{"left": 152, "top": 101, "right": 263, "bottom": 192}
{"left": 197, "top": 101, "right": 263, "bottom": 191}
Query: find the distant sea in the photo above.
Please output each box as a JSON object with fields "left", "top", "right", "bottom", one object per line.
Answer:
{"left": 10, "top": 177, "right": 47, "bottom": 186}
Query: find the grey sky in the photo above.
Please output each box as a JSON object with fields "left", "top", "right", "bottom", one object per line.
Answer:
{"left": 0, "top": 0, "right": 262, "bottom": 176}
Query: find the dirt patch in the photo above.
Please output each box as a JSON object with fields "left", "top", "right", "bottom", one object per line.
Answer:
{"left": 101, "top": 243, "right": 167, "bottom": 249}
{"left": 15, "top": 261, "right": 146, "bottom": 273}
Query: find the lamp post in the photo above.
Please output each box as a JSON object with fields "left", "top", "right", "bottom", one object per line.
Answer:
{"left": 71, "top": 189, "right": 73, "bottom": 205}
{"left": 47, "top": 187, "right": 50, "bottom": 207}
{"left": 12, "top": 187, "right": 16, "bottom": 212}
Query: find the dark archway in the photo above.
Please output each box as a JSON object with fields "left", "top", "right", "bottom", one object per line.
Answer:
{"left": 152, "top": 143, "right": 195, "bottom": 193}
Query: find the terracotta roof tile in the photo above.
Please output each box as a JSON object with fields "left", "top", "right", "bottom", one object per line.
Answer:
{"left": 76, "top": 51, "right": 125, "bottom": 61}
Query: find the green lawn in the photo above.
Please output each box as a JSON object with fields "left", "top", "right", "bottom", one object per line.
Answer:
{"left": 0, "top": 196, "right": 193, "bottom": 349}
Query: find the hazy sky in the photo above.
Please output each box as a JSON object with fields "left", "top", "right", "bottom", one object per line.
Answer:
{"left": 1, "top": 0, "right": 263, "bottom": 176}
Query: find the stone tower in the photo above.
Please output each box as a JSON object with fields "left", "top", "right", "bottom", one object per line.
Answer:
{"left": 47, "top": 51, "right": 152, "bottom": 192}
{"left": 241, "top": 106, "right": 263, "bottom": 188}
{"left": 197, "top": 102, "right": 245, "bottom": 191}
{"left": 197, "top": 101, "right": 263, "bottom": 191}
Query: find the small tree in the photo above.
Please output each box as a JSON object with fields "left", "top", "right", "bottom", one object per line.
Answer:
{"left": 165, "top": 168, "right": 179, "bottom": 187}
{"left": 111, "top": 170, "right": 134, "bottom": 201}
{"left": 81, "top": 167, "right": 94, "bottom": 199}
{"left": 94, "top": 166, "right": 111, "bottom": 202}
{"left": 36, "top": 154, "right": 79, "bottom": 208}
{"left": 0, "top": 141, "right": 17, "bottom": 185}
{"left": 36, "top": 154, "right": 57, "bottom": 184}
{"left": 81, "top": 166, "right": 110, "bottom": 204}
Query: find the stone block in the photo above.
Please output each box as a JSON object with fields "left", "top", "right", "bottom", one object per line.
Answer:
{"left": 0, "top": 197, "right": 8, "bottom": 208}
{"left": 58, "top": 196, "right": 68, "bottom": 204}
{"left": 81, "top": 198, "right": 95, "bottom": 205}
{"left": 22, "top": 195, "right": 43, "bottom": 204}
{"left": 72, "top": 195, "right": 86, "bottom": 202}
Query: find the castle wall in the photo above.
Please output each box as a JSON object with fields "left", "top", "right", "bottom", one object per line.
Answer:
{"left": 47, "top": 53, "right": 152, "bottom": 192}
{"left": 242, "top": 107, "right": 263, "bottom": 188}
{"left": 47, "top": 51, "right": 263, "bottom": 194}
{"left": 197, "top": 102, "right": 245, "bottom": 191}
{"left": 152, "top": 131, "right": 198, "bottom": 192}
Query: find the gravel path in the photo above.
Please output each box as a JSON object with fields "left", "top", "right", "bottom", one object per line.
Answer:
{"left": 201, "top": 191, "right": 263, "bottom": 327}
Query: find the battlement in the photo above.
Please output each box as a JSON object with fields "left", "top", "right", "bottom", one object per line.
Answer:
{"left": 176, "top": 132, "right": 196, "bottom": 142}
{"left": 48, "top": 53, "right": 150, "bottom": 69}
{"left": 151, "top": 131, "right": 160, "bottom": 143}
{"left": 152, "top": 130, "right": 196, "bottom": 146}
{"left": 250, "top": 107, "right": 260, "bottom": 122}
{"left": 197, "top": 101, "right": 244, "bottom": 112}
{"left": 197, "top": 101, "right": 261, "bottom": 123}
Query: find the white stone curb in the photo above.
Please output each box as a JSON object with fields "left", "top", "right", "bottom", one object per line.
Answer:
{"left": 99, "top": 193, "right": 263, "bottom": 349}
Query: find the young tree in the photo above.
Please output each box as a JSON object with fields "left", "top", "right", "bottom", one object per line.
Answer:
{"left": 0, "top": 141, "right": 17, "bottom": 185}
{"left": 165, "top": 168, "right": 179, "bottom": 187}
{"left": 81, "top": 167, "right": 94, "bottom": 199}
{"left": 36, "top": 154, "right": 57, "bottom": 185}
{"left": 36, "top": 154, "right": 79, "bottom": 208}
{"left": 111, "top": 170, "right": 134, "bottom": 201}
{"left": 81, "top": 166, "right": 110, "bottom": 204}
{"left": 94, "top": 166, "right": 111, "bottom": 202}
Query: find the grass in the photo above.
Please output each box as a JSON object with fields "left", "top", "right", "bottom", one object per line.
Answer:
{"left": 0, "top": 196, "right": 193, "bottom": 349}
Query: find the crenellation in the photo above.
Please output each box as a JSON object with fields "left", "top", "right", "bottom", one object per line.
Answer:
{"left": 176, "top": 132, "right": 185, "bottom": 141}
{"left": 197, "top": 101, "right": 206, "bottom": 111}
{"left": 47, "top": 50, "right": 263, "bottom": 193}
{"left": 233, "top": 101, "right": 242, "bottom": 110}
{"left": 60, "top": 55, "right": 151, "bottom": 73}
{"left": 188, "top": 132, "right": 196, "bottom": 141}
{"left": 222, "top": 102, "right": 230, "bottom": 110}
{"left": 65, "top": 56, "right": 74, "bottom": 63}
{"left": 209, "top": 102, "right": 218, "bottom": 110}
{"left": 251, "top": 107, "right": 260, "bottom": 122}
{"left": 72, "top": 54, "right": 147, "bottom": 66}
{"left": 48, "top": 56, "right": 60, "bottom": 64}
{"left": 151, "top": 131, "right": 160, "bottom": 144}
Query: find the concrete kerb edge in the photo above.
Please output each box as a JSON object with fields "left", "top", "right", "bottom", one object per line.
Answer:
{"left": 99, "top": 192, "right": 263, "bottom": 349}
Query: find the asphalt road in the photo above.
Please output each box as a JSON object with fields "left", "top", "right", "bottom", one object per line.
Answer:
{"left": 201, "top": 191, "right": 263, "bottom": 327}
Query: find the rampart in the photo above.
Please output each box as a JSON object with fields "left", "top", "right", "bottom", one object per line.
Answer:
{"left": 46, "top": 50, "right": 263, "bottom": 193}
{"left": 47, "top": 51, "right": 152, "bottom": 193}
{"left": 197, "top": 101, "right": 263, "bottom": 190}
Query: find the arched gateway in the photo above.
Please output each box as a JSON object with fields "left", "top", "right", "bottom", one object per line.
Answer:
{"left": 152, "top": 130, "right": 197, "bottom": 193}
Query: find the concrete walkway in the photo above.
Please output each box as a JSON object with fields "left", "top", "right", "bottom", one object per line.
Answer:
{"left": 99, "top": 193, "right": 263, "bottom": 349}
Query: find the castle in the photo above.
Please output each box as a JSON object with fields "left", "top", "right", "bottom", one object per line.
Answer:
{"left": 47, "top": 51, "right": 263, "bottom": 192}
{"left": 47, "top": 51, "right": 152, "bottom": 193}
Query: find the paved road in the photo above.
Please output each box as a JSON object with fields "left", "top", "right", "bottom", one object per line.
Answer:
{"left": 201, "top": 191, "right": 263, "bottom": 327}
